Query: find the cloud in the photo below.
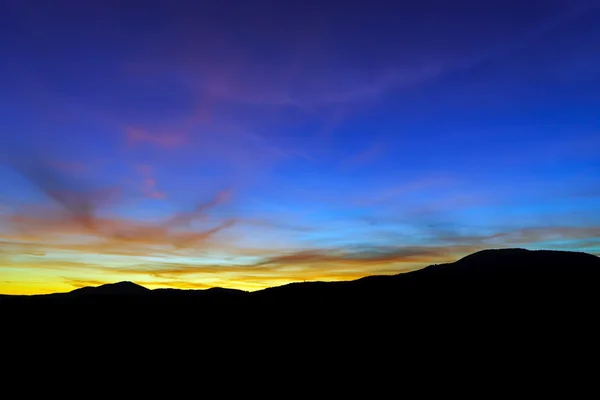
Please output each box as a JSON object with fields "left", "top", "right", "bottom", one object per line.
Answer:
{"left": 253, "top": 245, "right": 477, "bottom": 268}
{"left": 339, "top": 141, "right": 386, "bottom": 171}
{"left": 125, "top": 126, "right": 188, "bottom": 149}
{"left": 92, "top": 245, "right": 484, "bottom": 279}
{"left": 2, "top": 212, "right": 236, "bottom": 252}
{"left": 1, "top": 145, "right": 120, "bottom": 232}
{"left": 139, "top": 280, "right": 217, "bottom": 290}
{"left": 135, "top": 164, "right": 166, "bottom": 199}
{"left": 166, "top": 189, "right": 232, "bottom": 228}
{"left": 349, "top": 175, "right": 457, "bottom": 208}
{"left": 430, "top": 226, "right": 600, "bottom": 249}
{"left": 3, "top": 222, "right": 599, "bottom": 294}
{"left": 486, "top": 227, "right": 600, "bottom": 245}
{"left": 62, "top": 278, "right": 109, "bottom": 289}
{"left": 0, "top": 184, "right": 237, "bottom": 258}
{"left": 207, "top": 67, "right": 444, "bottom": 107}
{"left": 0, "top": 138, "right": 240, "bottom": 256}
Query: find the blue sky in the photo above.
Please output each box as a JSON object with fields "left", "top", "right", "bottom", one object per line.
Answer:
{"left": 0, "top": 0, "right": 599, "bottom": 293}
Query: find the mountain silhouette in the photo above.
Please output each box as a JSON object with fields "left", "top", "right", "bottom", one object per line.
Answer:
{"left": 4, "top": 247, "right": 599, "bottom": 371}
{"left": 68, "top": 281, "right": 150, "bottom": 296}
{"left": 2, "top": 248, "right": 598, "bottom": 310}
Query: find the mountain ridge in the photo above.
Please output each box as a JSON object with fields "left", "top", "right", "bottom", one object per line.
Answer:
{"left": 2, "top": 247, "right": 598, "bottom": 299}
{"left": 3, "top": 246, "right": 599, "bottom": 349}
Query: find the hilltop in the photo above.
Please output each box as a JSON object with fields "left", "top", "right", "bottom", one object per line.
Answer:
{"left": 2, "top": 248, "right": 598, "bottom": 310}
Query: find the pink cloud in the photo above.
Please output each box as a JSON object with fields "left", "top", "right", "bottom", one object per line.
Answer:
{"left": 167, "top": 189, "right": 232, "bottom": 228}
{"left": 125, "top": 126, "right": 188, "bottom": 149}
{"left": 135, "top": 164, "right": 166, "bottom": 200}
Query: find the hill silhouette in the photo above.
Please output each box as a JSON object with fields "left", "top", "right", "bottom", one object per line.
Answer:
{"left": 4, "top": 247, "right": 599, "bottom": 371}
{"left": 2, "top": 248, "right": 598, "bottom": 311}
{"left": 68, "top": 281, "right": 151, "bottom": 296}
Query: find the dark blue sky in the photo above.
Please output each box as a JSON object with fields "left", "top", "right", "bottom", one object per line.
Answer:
{"left": 0, "top": 0, "right": 599, "bottom": 293}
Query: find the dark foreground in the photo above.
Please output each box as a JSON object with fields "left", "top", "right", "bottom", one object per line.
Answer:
{"left": 3, "top": 248, "right": 599, "bottom": 326}
{"left": 3, "top": 248, "right": 599, "bottom": 383}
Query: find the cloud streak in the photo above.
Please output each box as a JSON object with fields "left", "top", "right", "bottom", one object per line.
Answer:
{"left": 136, "top": 164, "right": 166, "bottom": 200}
{"left": 125, "top": 126, "right": 189, "bottom": 149}
{"left": 1, "top": 0, "right": 599, "bottom": 295}
{"left": 0, "top": 141, "right": 238, "bottom": 258}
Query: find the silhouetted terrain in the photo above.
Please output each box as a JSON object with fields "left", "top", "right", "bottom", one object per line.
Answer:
{"left": 3, "top": 249, "right": 599, "bottom": 315}
{"left": 4, "top": 248, "right": 599, "bottom": 370}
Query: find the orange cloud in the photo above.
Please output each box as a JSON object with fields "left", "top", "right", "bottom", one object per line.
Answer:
{"left": 2, "top": 226, "right": 598, "bottom": 294}
{"left": 2, "top": 147, "right": 598, "bottom": 295}
{"left": 0, "top": 184, "right": 237, "bottom": 261}
{"left": 0, "top": 143, "right": 235, "bottom": 254}
{"left": 2, "top": 212, "right": 236, "bottom": 253}
{"left": 62, "top": 278, "right": 110, "bottom": 289}
{"left": 85, "top": 245, "right": 483, "bottom": 280}
{"left": 254, "top": 246, "right": 477, "bottom": 268}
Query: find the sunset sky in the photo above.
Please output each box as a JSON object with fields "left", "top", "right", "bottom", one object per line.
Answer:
{"left": 1, "top": 0, "right": 599, "bottom": 294}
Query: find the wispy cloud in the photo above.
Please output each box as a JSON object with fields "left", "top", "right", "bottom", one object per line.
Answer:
{"left": 2, "top": 0, "right": 599, "bottom": 296}
{"left": 1, "top": 145, "right": 120, "bottom": 232}
{"left": 339, "top": 141, "right": 387, "bottom": 171}
{"left": 1, "top": 210, "right": 236, "bottom": 254}
{"left": 125, "top": 126, "right": 188, "bottom": 149}
{"left": 0, "top": 141, "right": 238, "bottom": 256}
{"left": 135, "top": 164, "right": 166, "bottom": 200}
{"left": 62, "top": 278, "right": 109, "bottom": 289}
{"left": 2, "top": 221, "right": 599, "bottom": 294}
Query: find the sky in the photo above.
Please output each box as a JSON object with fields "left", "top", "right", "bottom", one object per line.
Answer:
{"left": 1, "top": 0, "right": 599, "bottom": 294}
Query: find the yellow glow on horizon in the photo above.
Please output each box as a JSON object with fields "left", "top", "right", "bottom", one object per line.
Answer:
{"left": 0, "top": 261, "right": 428, "bottom": 295}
